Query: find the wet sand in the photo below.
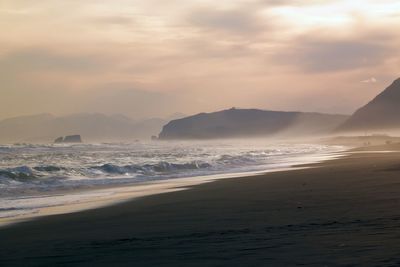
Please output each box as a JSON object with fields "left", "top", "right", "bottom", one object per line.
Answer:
{"left": 1, "top": 146, "right": 400, "bottom": 266}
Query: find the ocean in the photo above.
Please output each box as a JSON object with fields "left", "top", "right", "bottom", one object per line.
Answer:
{"left": 0, "top": 141, "right": 345, "bottom": 221}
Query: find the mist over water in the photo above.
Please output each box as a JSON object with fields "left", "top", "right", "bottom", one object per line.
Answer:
{"left": 0, "top": 140, "right": 345, "bottom": 219}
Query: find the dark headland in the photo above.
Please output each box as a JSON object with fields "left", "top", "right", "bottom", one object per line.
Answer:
{"left": 159, "top": 109, "right": 348, "bottom": 140}
{"left": 159, "top": 78, "right": 400, "bottom": 139}
{"left": 338, "top": 78, "right": 400, "bottom": 132}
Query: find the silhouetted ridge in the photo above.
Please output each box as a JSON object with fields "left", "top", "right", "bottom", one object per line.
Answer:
{"left": 338, "top": 77, "right": 400, "bottom": 132}
{"left": 159, "top": 108, "right": 348, "bottom": 140}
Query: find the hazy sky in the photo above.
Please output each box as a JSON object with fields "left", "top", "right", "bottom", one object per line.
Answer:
{"left": 1, "top": 0, "right": 399, "bottom": 119}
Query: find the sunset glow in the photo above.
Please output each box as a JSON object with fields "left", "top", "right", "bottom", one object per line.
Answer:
{"left": 1, "top": 0, "right": 399, "bottom": 119}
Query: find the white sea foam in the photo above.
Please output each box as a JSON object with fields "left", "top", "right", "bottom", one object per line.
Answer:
{"left": 0, "top": 141, "right": 346, "bottom": 221}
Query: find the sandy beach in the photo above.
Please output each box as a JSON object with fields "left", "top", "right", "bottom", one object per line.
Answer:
{"left": 1, "top": 145, "right": 400, "bottom": 266}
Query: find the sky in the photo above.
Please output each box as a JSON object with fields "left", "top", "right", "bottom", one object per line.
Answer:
{"left": 0, "top": 0, "right": 399, "bottom": 119}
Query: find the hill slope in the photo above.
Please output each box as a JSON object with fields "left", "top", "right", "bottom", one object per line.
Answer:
{"left": 159, "top": 108, "right": 349, "bottom": 140}
{"left": 338, "top": 78, "right": 400, "bottom": 132}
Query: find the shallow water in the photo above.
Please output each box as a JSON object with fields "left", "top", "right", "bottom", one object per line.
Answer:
{"left": 0, "top": 141, "right": 345, "bottom": 220}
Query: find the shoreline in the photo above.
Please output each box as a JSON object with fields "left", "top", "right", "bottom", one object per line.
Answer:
{"left": 2, "top": 145, "right": 400, "bottom": 265}
{"left": 0, "top": 148, "right": 345, "bottom": 227}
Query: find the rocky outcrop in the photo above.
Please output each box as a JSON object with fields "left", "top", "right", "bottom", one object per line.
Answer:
{"left": 54, "top": 135, "right": 82, "bottom": 143}
{"left": 0, "top": 113, "right": 176, "bottom": 143}
{"left": 54, "top": 137, "right": 64, "bottom": 143}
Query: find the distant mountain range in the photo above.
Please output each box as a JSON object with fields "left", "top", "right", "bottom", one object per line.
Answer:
{"left": 3, "top": 78, "right": 400, "bottom": 143}
{"left": 159, "top": 77, "right": 400, "bottom": 140}
{"left": 159, "top": 109, "right": 349, "bottom": 139}
{"left": 0, "top": 113, "right": 185, "bottom": 143}
{"left": 337, "top": 78, "right": 400, "bottom": 132}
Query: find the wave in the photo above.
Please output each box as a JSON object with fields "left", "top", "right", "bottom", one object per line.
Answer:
{"left": 93, "top": 161, "right": 212, "bottom": 176}
{"left": 0, "top": 165, "right": 66, "bottom": 181}
{"left": 0, "top": 142, "right": 346, "bottom": 222}
{"left": 0, "top": 151, "right": 315, "bottom": 183}
{"left": 216, "top": 154, "right": 259, "bottom": 165}
{"left": 0, "top": 166, "right": 36, "bottom": 180}
{"left": 0, "top": 161, "right": 213, "bottom": 182}
{"left": 33, "top": 166, "right": 64, "bottom": 172}
{"left": 0, "top": 143, "right": 344, "bottom": 190}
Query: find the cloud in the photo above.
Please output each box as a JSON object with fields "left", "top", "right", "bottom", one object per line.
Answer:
{"left": 361, "top": 77, "right": 377, "bottom": 83}
{"left": 0, "top": 8, "right": 33, "bottom": 14}
{"left": 82, "top": 85, "right": 181, "bottom": 118}
{"left": 256, "top": 0, "right": 329, "bottom": 6}
{"left": 271, "top": 34, "right": 396, "bottom": 73}
{"left": 0, "top": 48, "right": 107, "bottom": 73}
{"left": 1, "top": 0, "right": 400, "bottom": 119}
{"left": 186, "top": 7, "right": 268, "bottom": 35}
{"left": 257, "top": 0, "right": 294, "bottom": 5}
{"left": 89, "top": 15, "right": 135, "bottom": 26}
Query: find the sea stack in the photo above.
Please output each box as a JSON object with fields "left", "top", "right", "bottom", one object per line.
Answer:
{"left": 54, "top": 135, "right": 83, "bottom": 143}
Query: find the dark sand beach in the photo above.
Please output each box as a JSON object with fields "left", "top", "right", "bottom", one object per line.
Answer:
{"left": 2, "top": 146, "right": 400, "bottom": 266}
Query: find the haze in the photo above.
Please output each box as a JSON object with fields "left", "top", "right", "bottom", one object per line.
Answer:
{"left": 1, "top": 0, "right": 400, "bottom": 120}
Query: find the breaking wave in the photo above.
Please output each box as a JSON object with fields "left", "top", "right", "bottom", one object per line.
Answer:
{"left": 0, "top": 141, "right": 345, "bottom": 195}
{"left": 93, "top": 161, "right": 212, "bottom": 176}
{"left": 0, "top": 141, "right": 347, "bottom": 219}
